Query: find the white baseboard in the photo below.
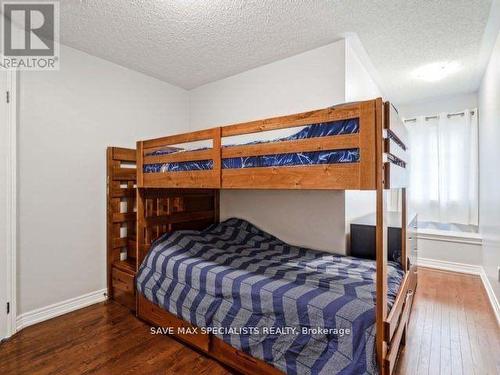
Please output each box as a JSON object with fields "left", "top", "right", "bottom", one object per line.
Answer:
{"left": 16, "top": 289, "right": 108, "bottom": 332}
{"left": 418, "top": 258, "right": 500, "bottom": 326}
{"left": 479, "top": 270, "right": 500, "bottom": 326}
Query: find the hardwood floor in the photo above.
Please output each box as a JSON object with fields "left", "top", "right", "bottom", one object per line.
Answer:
{"left": 0, "top": 302, "right": 234, "bottom": 375}
{"left": 395, "top": 268, "right": 500, "bottom": 375}
{"left": 0, "top": 268, "right": 498, "bottom": 375}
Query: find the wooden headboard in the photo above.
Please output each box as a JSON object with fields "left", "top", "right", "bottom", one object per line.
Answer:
{"left": 136, "top": 188, "right": 220, "bottom": 269}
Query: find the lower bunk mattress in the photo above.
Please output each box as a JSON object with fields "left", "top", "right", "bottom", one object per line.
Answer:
{"left": 136, "top": 218, "right": 404, "bottom": 375}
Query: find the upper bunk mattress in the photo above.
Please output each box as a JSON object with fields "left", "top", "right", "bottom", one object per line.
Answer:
{"left": 136, "top": 218, "right": 403, "bottom": 375}
{"left": 144, "top": 118, "right": 359, "bottom": 173}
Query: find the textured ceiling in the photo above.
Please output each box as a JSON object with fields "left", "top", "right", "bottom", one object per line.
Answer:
{"left": 57, "top": 0, "right": 494, "bottom": 104}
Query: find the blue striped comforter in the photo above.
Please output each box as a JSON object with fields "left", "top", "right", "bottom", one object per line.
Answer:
{"left": 136, "top": 218, "right": 403, "bottom": 374}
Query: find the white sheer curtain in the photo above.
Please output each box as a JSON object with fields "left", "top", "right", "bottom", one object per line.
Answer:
{"left": 408, "top": 109, "right": 478, "bottom": 225}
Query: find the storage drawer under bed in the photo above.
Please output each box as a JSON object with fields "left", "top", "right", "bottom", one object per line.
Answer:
{"left": 211, "top": 338, "right": 282, "bottom": 375}
{"left": 111, "top": 266, "right": 136, "bottom": 311}
{"left": 137, "top": 294, "right": 210, "bottom": 352}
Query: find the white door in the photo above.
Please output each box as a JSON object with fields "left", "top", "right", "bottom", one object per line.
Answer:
{"left": 0, "top": 67, "right": 15, "bottom": 340}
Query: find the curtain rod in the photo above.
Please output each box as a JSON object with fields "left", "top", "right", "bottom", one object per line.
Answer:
{"left": 403, "top": 109, "right": 476, "bottom": 123}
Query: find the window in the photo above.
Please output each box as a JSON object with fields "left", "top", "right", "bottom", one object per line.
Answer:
{"left": 407, "top": 109, "right": 478, "bottom": 225}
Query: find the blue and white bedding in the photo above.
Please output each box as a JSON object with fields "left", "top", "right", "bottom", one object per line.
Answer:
{"left": 144, "top": 118, "right": 359, "bottom": 173}
{"left": 136, "top": 218, "right": 404, "bottom": 374}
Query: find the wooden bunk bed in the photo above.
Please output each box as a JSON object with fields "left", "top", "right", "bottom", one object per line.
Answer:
{"left": 130, "top": 98, "right": 415, "bottom": 375}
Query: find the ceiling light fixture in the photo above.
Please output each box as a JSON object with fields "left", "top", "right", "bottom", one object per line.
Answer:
{"left": 412, "top": 61, "right": 461, "bottom": 82}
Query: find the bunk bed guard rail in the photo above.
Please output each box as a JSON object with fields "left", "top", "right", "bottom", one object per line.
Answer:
{"left": 137, "top": 128, "right": 221, "bottom": 188}
{"left": 136, "top": 99, "right": 405, "bottom": 190}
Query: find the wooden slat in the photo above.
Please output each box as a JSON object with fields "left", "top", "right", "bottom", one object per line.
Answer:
{"left": 145, "top": 209, "right": 215, "bottom": 226}
{"left": 222, "top": 164, "right": 360, "bottom": 190}
{"left": 140, "top": 188, "right": 215, "bottom": 199}
{"left": 111, "top": 188, "right": 136, "bottom": 198}
{"left": 384, "top": 137, "right": 407, "bottom": 164}
{"left": 385, "top": 288, "right": 413, "bottom": 374}
{"left": 112, "top": 167, "right": 136, "bottom": 181}
{"left": 112, "top": 237, "right": 128, "bottom": 249}
{"left": 222, "top": 134, "right": 359, "bottom": 158}
{"left": 143, "top": 128, "right": 216, "bottom": 150}
{"left": 221, "top": 103, "right": 361, "bottom": 137}
{"left": 384, "top": 102, "right": 408, "bottom": 149}
{"left": 113, "top": 258, "right": 136, "bottom": 274}
{"left": 384, "top": 271, "right": 411, "bottom": 341}
{"left": 113, "top": 147, "right": 136, "bottom": 162}
{"left": 112, "top": 212, "right": 136, "bottom": 223}
{"left": 142, "top": 170, "right": 221, "bottom": 188}
{"left": 112, "top": 237, "right": 135, "bottom": 256}
{"left": 143, "top": 149, "right": 214, "bottom": 164}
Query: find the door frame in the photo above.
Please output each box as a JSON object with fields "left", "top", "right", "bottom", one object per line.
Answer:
{"left": 1, "top": 67, "right": 17, "bottom": 339}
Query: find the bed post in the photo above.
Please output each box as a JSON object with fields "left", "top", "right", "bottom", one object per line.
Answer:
{"left": 401, "top": 188, "right": 407, "bottom": 271}
{"left": 400, "top": 187, "right": 408, "bottom": 350}
{"left": 136, "top": 141, "right": 144, "bottom": 188}
{"left": 375, "top": 98, "right": 388, "bottom": 375}
{"left": 136, "top": 188, "right": 146, "bottom": 273}
{"left": 106, "top": 147, "right": 115, "bottom": 299}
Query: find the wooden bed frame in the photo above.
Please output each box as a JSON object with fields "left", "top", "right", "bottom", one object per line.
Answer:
{"left": 130, "top": 98, "right": 415, "bottom": 375}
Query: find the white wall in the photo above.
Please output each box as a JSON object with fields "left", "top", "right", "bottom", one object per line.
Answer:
{"left": 190, "top": 41, "right": 347, "bottom": 129}
{"left": 399, "top": 92, "right": 478, "bottom": 118}
{"left": 417, "top": 236, "right": 482, "bottom": 265}
{"left": 220, "top": 190, "right": 346, "bottom": 252}
{"left": 18, "top": 45, "right": 189, "bottom": 314}
{"left": 344, "top": 39, "right": 383, "bottom": 226}
{"left": 190, "top": 41, "right": 347, "bottom": 253}
{"left": 344, "top": 40, "right": 383, "bottom": 102}
{"left": 478, "top": 30, "right": 500, "bottom": 300}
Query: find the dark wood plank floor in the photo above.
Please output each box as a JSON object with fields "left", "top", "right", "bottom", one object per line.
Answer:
{"left": 0, "top": 268, "right": 498, "bottom": 375}
{"left": 0, "top": 302, "right": 234, "bottom": 375}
